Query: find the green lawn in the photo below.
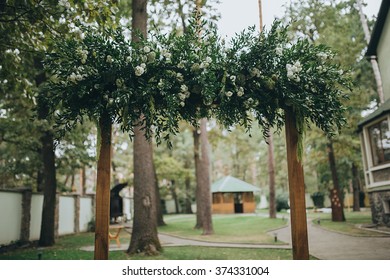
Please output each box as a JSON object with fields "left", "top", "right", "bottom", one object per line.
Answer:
{"left": 2, "top": 211, "right": 378, "bottom": 260}
{"left": 0, "top": 214, "right": 292, "bottom": 260}
{"left": 308, "top": 209, "right": 386, "bottom": 236}
{"left": 159, "top": 214, "right": 287, "bottom": 244}
{"left": 0, "top": 232, "right": 294, "bottom": 260}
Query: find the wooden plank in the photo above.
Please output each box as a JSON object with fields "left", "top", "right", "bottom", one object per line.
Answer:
{"left": 284, "top": 107, "right": 309, "bottom": 260}
{"left": 94, "top": 115, "right": 112, "bottom": 260}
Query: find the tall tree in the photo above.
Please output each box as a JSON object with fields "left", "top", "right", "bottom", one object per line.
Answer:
{"left": 194, "top": 118, "right": 213, "bottom": 234}
{"left": 127, "top": 0, "right": 162, "bottom": 255}
{"left": 258, "top": 0, "right": 276, "bottom": 219}
{"left": 356, "top": 0, "right": 384, "bottom": 104}
{"left": 284, "top": 0, "right": 377, "bottom": 220}
{"left": 327, "top": 140, "right": 346, "bottom": 221}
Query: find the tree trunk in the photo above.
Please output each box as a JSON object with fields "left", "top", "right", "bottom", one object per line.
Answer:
{"left": 267, "top": 133, "right": 277, "bottom": 218}
{"left": 284, "top": 108, "right": 309, "bottom": 260}
{"left": 352, "top": 163, "right": 361, "bottom": 212}
{"left": 127, "top": 0, "right": 161, "bottom": 256}
{"left": 171, "top": 180, "right": 180, "bottom": 214}
{"left": 184, "top": 161, "right": 193, "bottom": 214}
{"left": 193, "top": 126, "right": 203, "bottom": 229}
{"left": 193, "top": 119, "right": 213, "bottom": 235}
{"left": 356, "top": 0, "right": 384, "bottom": 104}
{"left": 257, "top": 0, "right": 276, "bottom": 219}
{"left": 94, "top": 113, "right": 112, "bottom": 260}
{"left": 37, "top": 100, "right": 57, "bottom": 247}
{"left": 127, "top": 125, "right": 162, "bottom": 255}
{"left": 80, "top": 167, "right": 87, "bottom": 195}
{"left": 327, "top": 141, "right": 346, "bottom": 222}
{"left": 154, "top": 165, "right": 166, "bottom": 226}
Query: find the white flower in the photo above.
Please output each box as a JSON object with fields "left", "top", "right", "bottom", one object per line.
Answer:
{"left": 110, "top": 6, "right": 119, "bottom": 14}
{"left": 141, "top": 55, "right": 147, "bottom": 63}
{"left": 205, "top": 56, "right": 212, "bottom": 63}
{"left": 50, "top": 74, "right": 59, "bottom": 84}
{"left": 180, "top": 85, "right": 188, "bottom": 92}
{"left": 250, "top": 68, "right": 261, "bottom": 78}
{"left": 275, "top": 47, "right": 283, "bottom": 56}
{"left": 286, "top": 61, "right": 302, "bottom": 81}
{"left": 147, "top": 52, "right": 156, "bottom": 63}
{"left": 225, "top": 91, "right": 233, "bottom": 97}
{"left": 116, "top": 78, "right": 124, "bottom": 88}
{"left": 237, "top": 87, "right": 244, "bottom": 97}
{"left": 176, "top": 73, "right": 184, "bottom": 82}
{"left": 338, "top": 69, "right": 344, "bottom": 75}
{"left": 3, "top": 79, "right": 8, "bottom": 84}
{"left": 317, "top": 52, "right": 328, "bottom": 62}
{"left": 135, "top": 66, "right": 145, "bottom": 76}
{"left": 140, "top": 63, "right": 146, "bottom": 69}
{"left": 180, "top": 101, "right": 185, "bottom": 107}
{"left": 77, "top": 48, "right": 88, "bottom": 64}
{"left": 75, "top": 74, "right": 83, "bottom": 81}
{"left": 191, "top": 63, "right": 200, "bottom": 72}
{"left": 58, "top": 0, "right": 71, "bottom": 9}
{"left": 68, "top": 72, "right": 77, "bottom": 83}
{"left": 162, "top": 49, "right": 171, "bottom": 59}
{"left": 178, "top": 93, "right": 186, "bottom": 101}
{"left": 143, "top": 46, "right": 151, "bottom": 53}
{"left": 230, "top": 75, "right": 236, "bottom": 82}
{"left": 177, "top": 61, "right": 186, "bottom": 69}
{"left": 59, "top": 16, "right": 66, "bottom": 25}
{"left": 126, "top": 56, "right": 132, "bottom": 63}
{"left": 106, "top": 55, "right": 113, "bottom": 64}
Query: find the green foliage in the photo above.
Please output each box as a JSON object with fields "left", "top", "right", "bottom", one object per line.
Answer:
{"left": 284, "top": 0, "right": 375, "bottom": 193}
{"left": 311, "top": 191, "right": 325, "bottom": 208}
{"left": 44, "top": 15, "right": 351, "bottom": 150}
{"left": 276, "top": 193, "right": 290, "bottom": 212}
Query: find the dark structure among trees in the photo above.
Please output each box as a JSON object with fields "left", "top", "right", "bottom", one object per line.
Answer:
{"left": 110, "top": 183, "right": 128, "bottom": 223}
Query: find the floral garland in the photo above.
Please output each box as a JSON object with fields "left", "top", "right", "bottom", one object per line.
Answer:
{"left": 42, "top": 17, "right": 351, "bottom": 147}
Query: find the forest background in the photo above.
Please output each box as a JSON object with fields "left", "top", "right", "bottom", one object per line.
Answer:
{"left": 0, "top": 0, "right": 379, "bottom": 223}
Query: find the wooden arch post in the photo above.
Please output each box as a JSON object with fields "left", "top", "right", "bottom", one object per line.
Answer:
{"left": 94, "top": 113, "right": 112, "bottom": 260}
{"left": 284, "top": 107, "right": 309, "bottom": 260}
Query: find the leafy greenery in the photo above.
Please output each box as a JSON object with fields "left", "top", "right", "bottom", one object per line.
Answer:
{"left": 43, "top": 14, "right": 351, "bottom": 155}
{"left": 159, "top": 214, "right": 287, "bottom": 244}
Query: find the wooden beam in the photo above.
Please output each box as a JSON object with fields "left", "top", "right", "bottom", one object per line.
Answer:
{"left": 94, "top": 114, "right": 112, "bottom": 260}
{"left": 284, "top": 107, "right": 309, "bottom": 260}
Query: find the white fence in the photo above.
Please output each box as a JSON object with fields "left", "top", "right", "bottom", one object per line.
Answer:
{"left": 0, "top": 189, "right": 133, "bottom": 247}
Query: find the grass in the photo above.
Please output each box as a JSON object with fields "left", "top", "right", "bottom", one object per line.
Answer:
{"left": 0, "top": 232, "right": 294, "bottom": 260}
{"left": 308, "top": 209, "right": 386, "bottom": 236}
{"left": 2, "top": 211, "right": 379, "bottom": 260}
{"left": 0, "top": 214, "right": 292, "bottom": 260}
{"left": 159, "top": 214, "right": 287, "bottom": 244}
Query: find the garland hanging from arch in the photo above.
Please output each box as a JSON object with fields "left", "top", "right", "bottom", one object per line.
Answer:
{"left": 42, "top": 15, "right": 351, "bottom": 149}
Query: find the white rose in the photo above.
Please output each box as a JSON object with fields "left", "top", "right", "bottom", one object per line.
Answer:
{"left": 135, "top": 66, "right": 145, "bottom": 76}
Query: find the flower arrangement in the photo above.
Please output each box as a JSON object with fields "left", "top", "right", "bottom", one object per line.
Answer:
{"left": 42, "top": 16, "right": 351, "bottom": 145}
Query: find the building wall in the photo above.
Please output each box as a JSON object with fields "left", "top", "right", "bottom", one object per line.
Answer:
{"left": 58, "top": 196, "right": 75, "bottom": 235}
{"left": 0, "top": 190, "right": 99, "bottom": 246}
{"left": 377, "top": 10, "right": 390, "bottom": 100}
{"left": 212, "top": 202, "right": 235, "bottom": 214}
{"left": 0, "top": 192, "right": 22, "bottom": 245}
{"left": 29, "top": 194, "right": 44, "bottom": 240}
{"left": 79, "top": 196, "right": 93, "bottom": 232}
{"left": 369, "top": 190, "right": 390, "bottom": 226}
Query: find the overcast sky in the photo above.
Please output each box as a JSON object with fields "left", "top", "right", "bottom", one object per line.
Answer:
{"left": 216, "top": 0, "right": 382, "bottom": 39}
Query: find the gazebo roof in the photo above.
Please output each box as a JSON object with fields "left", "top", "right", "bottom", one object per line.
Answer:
{"left": 211, "top": 176, "right": 261, "bottom": 193}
